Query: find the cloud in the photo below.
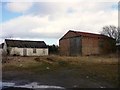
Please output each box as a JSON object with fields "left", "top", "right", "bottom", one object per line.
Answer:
{"left": 23, "top": 2, "right": 118, "bottom": 19}
{"left": 1, "top": 2, "right": 118, "bottom": 44}
{"left": 6, "top": 2, "right": 33, "bottom": 13}
{"left": 1, "top": 0, "right": 120, "bottom": 2}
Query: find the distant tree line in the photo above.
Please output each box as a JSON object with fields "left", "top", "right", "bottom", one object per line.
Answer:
{"left": 47, "top": 44, "right": 59, "bottom": 54}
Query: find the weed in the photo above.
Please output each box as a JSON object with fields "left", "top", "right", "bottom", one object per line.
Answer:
{"left": 58, "top": 60, "right": 69, "bottom": 66}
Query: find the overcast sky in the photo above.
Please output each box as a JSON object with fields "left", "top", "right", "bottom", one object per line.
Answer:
{"left": 0, "top": 0, "right": 118, "bottom": 45}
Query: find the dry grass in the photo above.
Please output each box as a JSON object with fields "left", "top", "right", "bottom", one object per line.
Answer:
{"left": 2, "top": 55, "right": 119, "bottom": 87}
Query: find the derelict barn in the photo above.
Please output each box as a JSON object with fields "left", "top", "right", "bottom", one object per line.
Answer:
{"left": 3, "top": 39, "right": 48, "bottom": 56}
{"left": 59, "top": 30, "right": 116, "bottom": 56}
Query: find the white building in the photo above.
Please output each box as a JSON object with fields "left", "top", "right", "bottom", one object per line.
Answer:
{"left": 0, "top": 43, "right": 4, "bottom": 55}
{"left": 0, "top": 44, "right": 2, "bottom": 56}
{"left": 3, "top": 39, "right": 48, "bottom": 56}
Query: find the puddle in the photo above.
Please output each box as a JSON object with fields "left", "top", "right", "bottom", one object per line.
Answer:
{"left": 1, "top": 82, "right": 65, "bottom": 90}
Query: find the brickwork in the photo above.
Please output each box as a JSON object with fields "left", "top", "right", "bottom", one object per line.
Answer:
{"left": 60, "top": 31, "right": 78, "bottom": 40}
{"left": 99, "top": 38, "right": 116, "bottom": 54}
{"left": 59, "top": 39, "right": 70, "bottom": 56}
{"left": 82, "top": 36, "right": 99, "bottom": 55}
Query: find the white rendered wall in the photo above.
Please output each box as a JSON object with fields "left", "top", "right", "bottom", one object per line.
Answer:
{"left": 27, "top": 48, "right": 48, "bottom": 56}
{"left": 10, "top": 47, "right": 23, "bottom": 56}
{"left": 10, "top": 47, "right": 48, "bottom": 56}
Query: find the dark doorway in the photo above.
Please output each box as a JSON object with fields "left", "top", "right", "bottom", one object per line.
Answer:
{"left": 69, "top": 37, "right": 82, "bottom": 56}
{"left": 23, "top": 48, "right": 27, "bottom": 56}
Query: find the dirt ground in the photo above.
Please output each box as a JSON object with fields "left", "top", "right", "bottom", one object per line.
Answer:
{"left": 2, "top": 55, "right": 119, "bottom": 88}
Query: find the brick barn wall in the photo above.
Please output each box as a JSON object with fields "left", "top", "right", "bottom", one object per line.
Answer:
{"left": 61, "top": 31, "right": 78, "bottom": 39}
{"left": 99, "top": 38, "right": 116, "bottom": 54}
{"left": 59, "top": 38, "right": 70, "bottom": 56}
{"left": 59, "top": 31, "right": 79, "bottom": 56}
{"left": 59, "top": 30, "right": 116, "bottom": 56}
{"left": 82, "top": 36, "right": 100, "bottom": 55}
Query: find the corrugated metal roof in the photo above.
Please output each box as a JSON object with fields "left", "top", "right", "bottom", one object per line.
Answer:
{"left": 5, "top": 39, "right": 47, "bottom": 48}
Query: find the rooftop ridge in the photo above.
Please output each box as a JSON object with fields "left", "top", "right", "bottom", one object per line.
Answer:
{"left": 69, "top": 30, "right": 103, "bottom": 36}
{"left": 5, "top": 39, "right": 44, "bottom": 42}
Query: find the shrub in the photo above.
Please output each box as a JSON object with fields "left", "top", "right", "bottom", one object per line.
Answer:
{"left": 13, "top": 54, "right": 19, "bottom": 56}
{"left": 34, "top": 57, "right": 40, "bottom": 62}
{"left": 46, "top": 57, "right": 55, "bottom": 62}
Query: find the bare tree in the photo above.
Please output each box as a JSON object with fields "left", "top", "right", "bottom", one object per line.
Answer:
{"left": 101, "top": 25, "right": 120, "bottom": 43}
